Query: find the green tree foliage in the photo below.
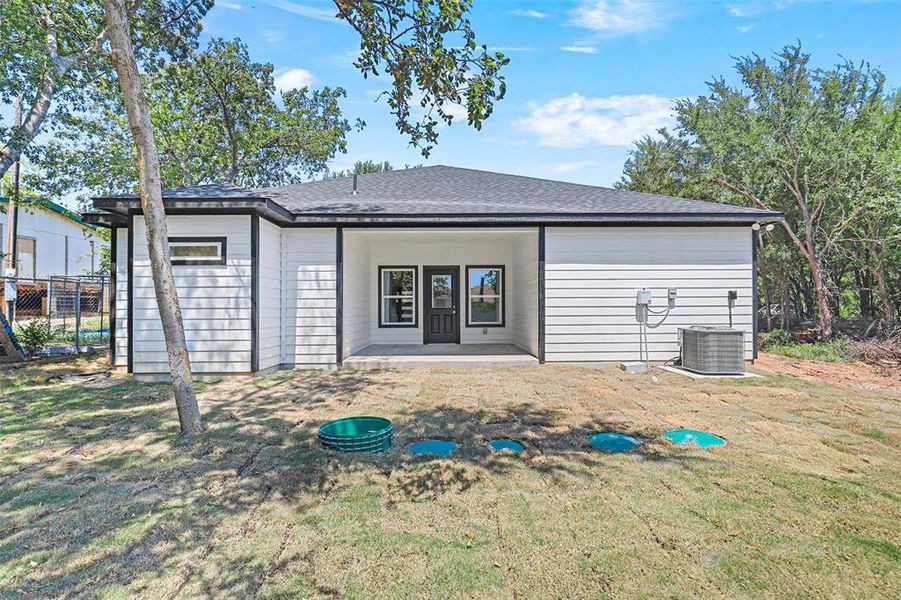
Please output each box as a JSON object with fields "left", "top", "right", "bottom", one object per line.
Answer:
{"left": 619, "top": 44, "right": 900, "bottom": 338}
{"left": 335, "top": 0, "right": 509, "bottom": 156}
{"left": 350, "top": 160, "right": 393, "bottom": 175}
{"left": 0, "top": 0, "right": 212, "bottom": 181}
{"left": 328, "top": 160, "right": 394, "bottom": 179}
{"left": 34, "top": 38, "right": 354, "bottom": 200}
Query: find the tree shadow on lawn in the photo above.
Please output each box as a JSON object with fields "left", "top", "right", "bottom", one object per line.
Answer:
{"left": 0, "top": 367, "right": 715, "bottom": 597}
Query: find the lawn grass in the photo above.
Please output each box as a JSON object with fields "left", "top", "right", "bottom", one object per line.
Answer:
{"left": 0, "top": 355, "right": 899, "bottom": 598}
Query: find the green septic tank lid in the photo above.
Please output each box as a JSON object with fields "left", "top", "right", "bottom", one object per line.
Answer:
{"left": 318, "top": 416, "right": 393, "bottom": 453}
{"left": 407, "top": 439, "right": 459, "bottom": 457}
{"left": 664, "top": 429, "right": 726, "bottom": 448}
{"left": 489, "top": 438, "right": 525, "bottom": 453}
{"left": 589, "top": 432, "right": 642, "bottom": 453}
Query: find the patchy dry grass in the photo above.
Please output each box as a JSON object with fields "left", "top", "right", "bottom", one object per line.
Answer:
{"left": 0, "top": 355, "right": 899, "bottom": 598}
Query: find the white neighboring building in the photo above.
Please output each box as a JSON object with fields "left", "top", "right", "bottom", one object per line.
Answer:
{"left": 1, "top": 198, "right": 108, "bottom": 280}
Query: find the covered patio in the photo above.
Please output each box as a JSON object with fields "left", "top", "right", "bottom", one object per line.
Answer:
{"left": 340, "top": 228, "right": 540, "bottom": 365}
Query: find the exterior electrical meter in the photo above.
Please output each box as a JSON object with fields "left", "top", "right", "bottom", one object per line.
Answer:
{"left": 635, "top": 288, "right": 677, "bottom": 323}
{"left": 631, "top": 288, "right": 677, "bottom": 370}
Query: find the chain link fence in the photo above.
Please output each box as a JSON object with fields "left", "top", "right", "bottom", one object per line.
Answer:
{"left": 1, "top": 275, "right": 110, "bottom": 356}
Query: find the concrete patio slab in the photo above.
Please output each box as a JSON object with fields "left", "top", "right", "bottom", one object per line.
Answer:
{"left": 343, "top": 343, "right": 539, "bottom": 368}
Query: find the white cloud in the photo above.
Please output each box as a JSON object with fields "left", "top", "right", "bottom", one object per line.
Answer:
{"left": 263, "top": 30, "right": 285, "bottom": 43}
{"left": 736, "top": 24, "right": 754, "bottom": 32}
{"left": 511, "top": 9, "right": 549, "bottom": 18}
{"left": 726, "top": 3, "right": 755, "bottom": 16}
{"left": 727, "top": 1, "right": 826, "bottom": 18}
{"left": 553, "top": 160, "right": 597, "bottom": 173}
{"left": 262, "top": 0, "right": 337, "bottom": 22}
{"left": 274, "top": 68, "right": 315, "bottom": 92}
{"left": 570, "top": 1, "right": 671, "bottom": 36}
{"left": 561, "top": 45, "right": 598, "bottom": 54}
{"left": 440, "top": 102, "right": 469, "bottom": 122}
{"left": 218, "top": 1, "right": 242, "bottom": 9}
{"left": 516, "top": 93, "right": 675, "bottom": 147}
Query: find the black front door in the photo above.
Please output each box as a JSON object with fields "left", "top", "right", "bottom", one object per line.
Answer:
{"left": 423, "top": 266, "right": 459, "bottom": 343}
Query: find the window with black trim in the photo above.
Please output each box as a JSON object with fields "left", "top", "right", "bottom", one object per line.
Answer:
{"left": 466, "top": 266, "right": 504, "bottom": 326}
{"left": 168, "top": 237, "right": 227, "bottom": 266}
{"left": 379, "top": 266, "right": 417, "bottom": 326}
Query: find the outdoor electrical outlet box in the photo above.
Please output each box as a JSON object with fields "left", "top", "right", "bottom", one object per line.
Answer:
{"left": 667, "top": 288, "right": 677, "bottom": 309}
{"left": 636, "top": 289, "right": 653, "bottom": 305}
{"left": 728, "top": 290, "right": 738, "bottom": 306}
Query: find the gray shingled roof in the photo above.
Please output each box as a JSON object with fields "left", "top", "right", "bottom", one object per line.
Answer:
{"left": 92, "top": 165, "right": 782, "bottom": 222}
{"left": 259, "top": 166, "right": 772, "bottom": 216}
{"left": 103, "top": 183, "right": 265, "bottom": 199}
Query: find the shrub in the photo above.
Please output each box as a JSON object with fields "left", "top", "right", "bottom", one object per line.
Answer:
{"left": 15, "top": 320, "right": 54, "bottom": 356}
{"left": 765, "top": 337, "right": 858, "bottom": 363}
{"left": 760, "top": 329, "right": 794, "bottom": 349}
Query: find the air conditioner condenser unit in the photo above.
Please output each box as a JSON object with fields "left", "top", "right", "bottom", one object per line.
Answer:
{"left": 679, "top": 326, "right": 745, "bottom": 375}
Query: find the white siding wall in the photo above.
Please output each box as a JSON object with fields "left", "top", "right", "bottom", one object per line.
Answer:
{"left": 545, "top": 226, "right": 754, "bottom": 362}
{"left": 282, "top": 228, "right": 337, "bottom": 367}
{"left": 131, "top": 215, "right": 252, "bottom": 374}
{"left": 512, "top": 233, "right": 539, "bottom": 356}
{"left": 258, "top": 219, "right": 282, "bottom": 370}
{"left": 113, "top": 228, "right": 128, "bottom": 367}
{"left": 0, "top": 206, "right": 107, "bottom": 279}
{"left": 342, "top": 232, "right": 371, "bottom": 357}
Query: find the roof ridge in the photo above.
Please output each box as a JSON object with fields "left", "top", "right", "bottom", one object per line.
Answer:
{"left": 256, "top": 165, "right": 735, "bottom": 212}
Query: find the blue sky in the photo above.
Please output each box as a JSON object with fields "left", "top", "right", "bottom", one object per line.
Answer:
{"left": 197, "top": 0, "right": 900, "bottom": 187}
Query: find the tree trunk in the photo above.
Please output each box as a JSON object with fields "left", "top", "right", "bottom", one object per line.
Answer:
{"left": 762, "top": 271, "right": 774, "bottom": 331}
{"left": 830, "top": 264, "right": 845, "bottom": 320}
{"left": 0, "top": 76, "right": 55, "bottom": 181}
{"left": 855, "top": 269, "right": 873, "bottom": 321}
{"left": 806, "top": 254, "right": 833, "bottom": 339}
{"left": 789, "top": 275, "right": 809, "bottom": 321}
{"left": 870, "top": 245, "right": 895, "bottom": 334}
{"left": 757, "top": 243, "right": 774, "bottom": 331}
{"left": 780, "top": 281, "right": 790, "bottom": 330}
{"left": 103, "top": 0, "right": 203, "bottom": 435}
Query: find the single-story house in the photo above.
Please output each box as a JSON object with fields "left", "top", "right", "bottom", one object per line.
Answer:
{"left": 84, "top": 166, "right": 782, "bottom": 378}
{"left": 2, "top": 197, "right": 108, "bottom": 280}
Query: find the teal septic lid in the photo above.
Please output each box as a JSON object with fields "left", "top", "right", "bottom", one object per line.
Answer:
{"left": 408, "top": 439, "right": 459, "bottom": 457}
{"left": 664, "top": 429, "right": 726, "bottom": 448}
{"left": 318, "top": 416, "right": 393, "bottom": 453}
{"left": 589, "top": 432, "right": 641, "bottom": 453}
{"left": 489, "top": 438, "right": 524, "bottom": 453}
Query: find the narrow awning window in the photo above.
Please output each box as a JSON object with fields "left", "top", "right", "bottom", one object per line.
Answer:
{"left": 168, "top": 237, "right": 227, "bottom": 266}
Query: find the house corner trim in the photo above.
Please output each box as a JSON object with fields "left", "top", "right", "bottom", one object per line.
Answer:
{"left": 251, "top": 214, "right": 260, "bottom": 372}
{"left": 336, "top": 226, "right": 343, "bottom": 366}
{"left": 538, "top": 226, "right": 546, "bottom": 364}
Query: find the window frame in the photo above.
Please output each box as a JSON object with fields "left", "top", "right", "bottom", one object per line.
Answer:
{"left": 378, "top": 265, "right": 418, "bottom": 328}
{"left": 168, "top": 236, "right": 228, "bottom": 266}
{"left": 465, "top": 265, "right": 505, "bottom": 327}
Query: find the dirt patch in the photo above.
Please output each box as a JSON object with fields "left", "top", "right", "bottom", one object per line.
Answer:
{"left": 754, "top": 352, "right": 901, "bottom": 394}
